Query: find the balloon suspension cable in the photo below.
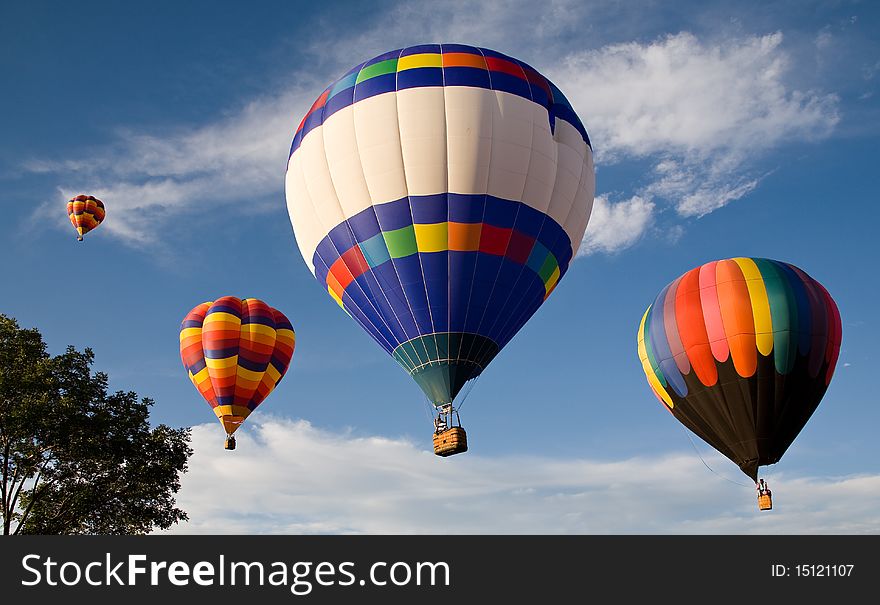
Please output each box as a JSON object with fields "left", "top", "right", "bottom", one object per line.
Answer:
{"left": 454, "top": 375, "right": 480, "bottom": 414}
{"left": 420, "top": 393, "right": 436, "bottom": 423}
{"left": 431, "top": 402, "right": 463, "bottom": 433}
{"left": 422, "top": 402, "right": 436, "bottom": 429}
{"left": 680, "top": 424, "right": 753, "bottom": 488}
{"left": 425, "top": 375, "right": 480, "bottom": 430}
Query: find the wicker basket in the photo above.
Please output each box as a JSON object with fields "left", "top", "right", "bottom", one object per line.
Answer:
{"left": 758, "top": 494, "right": 772, "bottom": 511}
{"left": 433, "top": 427, "right": 468, "bottom": 457}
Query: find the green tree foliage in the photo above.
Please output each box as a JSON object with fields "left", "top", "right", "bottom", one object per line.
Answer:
{"left": 0, "top": 315, "right": 192, "bottom": 534}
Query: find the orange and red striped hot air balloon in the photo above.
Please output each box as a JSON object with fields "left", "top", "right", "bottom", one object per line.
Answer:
{"left": 179, "top": 297, "right": 296, "bottom": 450}
{"left": 66, "top": 194, "right": 105, "bottom": 241}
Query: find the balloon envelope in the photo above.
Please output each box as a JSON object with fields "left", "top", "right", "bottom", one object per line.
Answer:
{"left": 637, "top": 258, "right": 841, "bottom": 480}
{"left": 179, "top": 297, "right": 296, "bottom": 435}
{"left": 67, "top": 194, "right": 105, "bottom": 241}
{"left": 285, "top": 45, "right": 594, "bottom": 407}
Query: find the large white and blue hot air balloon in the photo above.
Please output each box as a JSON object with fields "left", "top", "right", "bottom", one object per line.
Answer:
{"left": 285, "top": 44, "right": 595, "bottom": 453}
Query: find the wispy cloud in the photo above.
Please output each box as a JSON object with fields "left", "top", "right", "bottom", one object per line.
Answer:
{"left": 580, "top": 195, "right": 654, "bottom": 255}
{"left": 558, "top": 31, "right": 839, "bottom": 251}
{"left": 23, "top": 3, "right": 840, "bottom": 256}
{"left": 166, "top": 418, "right": 880, "bottom": 534}
{"left": 27, "top": 86, "right": 321, "bottom": 247}
{"left": 557, "top": 32, "right": 838, "bottom": 158}
{"left": 329, "top": 0, "right": 599, "bottom": 61}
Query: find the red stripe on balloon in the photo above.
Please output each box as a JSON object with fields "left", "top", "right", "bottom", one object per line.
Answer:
{"left": 675, "top": 267, "right": 718, "bottom": 387}
{"left": 478, "top": 224, "right": 513, "bottom": 256}
{"left": 815, "top": 282, "right": 842, "bottom": 385}
{"left": 485, "top": 57, "right": 526, "bottom": 79}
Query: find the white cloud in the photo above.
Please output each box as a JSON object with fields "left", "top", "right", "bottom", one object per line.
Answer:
{"left": 675, "top": 179, "right": 759, "bottom": 218}
{"left": 332, "top": 0, "right": 595, "bottom": 61}
{"left": 644, "top": 157, "right": 759, "bottom": 217}
{"left": 557, "top": 32, "right": 838, "bottom": 158}
{"left": 558, "top": 32, "right": 838, "bottom": 251}
{"left": 816, "top": 29, "right": 833, "bottom": 52}
{"left": 25, "top": 8, "right": 840, "bottom": 255}
{"left": 579, "top": 195, "right": 654, "bottom": 255}
{"left": 643, "top": 157, "right": 761, "bottom": 217}
{"left": 29, "top": 86, "right": 320, "bottom": 246}
{"left": 165, "top": 418, "right": 880, "bottom": 535}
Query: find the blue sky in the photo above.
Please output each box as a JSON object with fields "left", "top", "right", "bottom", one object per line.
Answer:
{"left": 2, "top": 0, "right": 878, "bottom": 533}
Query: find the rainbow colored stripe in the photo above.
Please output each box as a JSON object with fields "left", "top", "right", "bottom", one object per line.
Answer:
{"left": 179, "top": 297, "right": 295, "bottom": 435}
{"left": 313, "top": 194, "right": 570, "bottom": 357}
{"left": 637, "top": 258, "right": 842, "bottom": 409}
{"left": 289, "top": 44, "right": 590, "bottom": 160}
{"left": 66, "top": 194, "right": 105, "bottom": 241}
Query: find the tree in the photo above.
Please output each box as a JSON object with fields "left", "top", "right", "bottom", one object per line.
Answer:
{"left": 0, "top": 314, "right": 192, "bottom": 534}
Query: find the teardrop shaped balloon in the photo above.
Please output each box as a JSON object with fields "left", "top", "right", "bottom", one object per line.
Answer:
{"left": 637, "top": 258, "right": 842, "bottom": 481}
{"left": 285, "top": 45, "right": 594, "bottom": 422}
{"left": 67, "top": 194, "right": 105, "bottom": 241}
{"left": 179, "top": 297, "right": 296, "bottom": 448}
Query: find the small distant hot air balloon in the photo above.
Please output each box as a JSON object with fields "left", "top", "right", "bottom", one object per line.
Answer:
{"left": 179, "top": 296, "right": 296, "bottom": 450}
{"left": 66, "top": 194, "right": 105, "bottom": 241}
{"left": 285, "top": 45, "right": 594, "bottom": 456}
{"left": 637, "top": 258, "right": 842, "bottom": 510}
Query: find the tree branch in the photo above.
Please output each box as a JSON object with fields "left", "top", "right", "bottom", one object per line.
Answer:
{"left": 14, "top": 466, "right": 90, "bottom": 534}
{"left": 12, "top": 470, "right": 45, "bottom": 536}
{"left": 1, "top": 440, "right": 8, "bottom": 535}
{"left": 5, "top": 445, "right": 49, "bottom": 514}
{"left": 41, "top": 490, "right": 77, "bottom": 528}
{"left": 9, "top": 453, "right": 53, "bottom": 531}
{"left": 6, "top": 456, "right": 22, "bottom": 508}
{"left": 7, "top": 476, "right": 27, "bottom": 523}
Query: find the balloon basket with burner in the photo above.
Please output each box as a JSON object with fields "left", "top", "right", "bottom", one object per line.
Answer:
{"left": 432, "top": 403, "right": 467, "bottom": 457}
{"left": 224, "top": 435, "right": 237, "bottom": 451}
{"left": 433, "top": 426, "right": 468, "bottom": 456}
{"left": 758, "top": 493, "right": 772, "bottom": 511}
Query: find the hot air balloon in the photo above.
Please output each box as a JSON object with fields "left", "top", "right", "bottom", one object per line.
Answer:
{"left": 637, "top": 258, "right": 841, "bottom": 509}
{"left": 179, "top": 297, "right": 296, "bottom": 450}
{"left": 285, "top": 45, "right": 594, "bottom": 455}
{"left": 66, "top": 194, "right": 105, "bottom": 241}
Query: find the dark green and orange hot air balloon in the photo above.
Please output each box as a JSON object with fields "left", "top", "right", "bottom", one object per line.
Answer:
{"left": 66, "top": 194, "right": 105, "bottom": 241}
{"left": 179, "top": 296, "right": 296, "bottom": 450}
{"left": 637, "top": 258, "right": 841, "bottom": 509}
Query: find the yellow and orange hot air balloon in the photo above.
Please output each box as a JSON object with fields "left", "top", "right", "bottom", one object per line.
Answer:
{"left": 66, "top": 194, "right": 105, "bottom": 241}
{"left": 179, "top": 296, "right": 296, "bottom": 449}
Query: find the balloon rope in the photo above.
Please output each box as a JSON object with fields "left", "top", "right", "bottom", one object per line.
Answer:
{"left": 455, "top": 375, "right": 480, "bottom": 414}
{"left": 421, "top": 394, "right": 435, "bottom": 423}
{"left": 680, "top": 425, "right": 754, "bottom": 488}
